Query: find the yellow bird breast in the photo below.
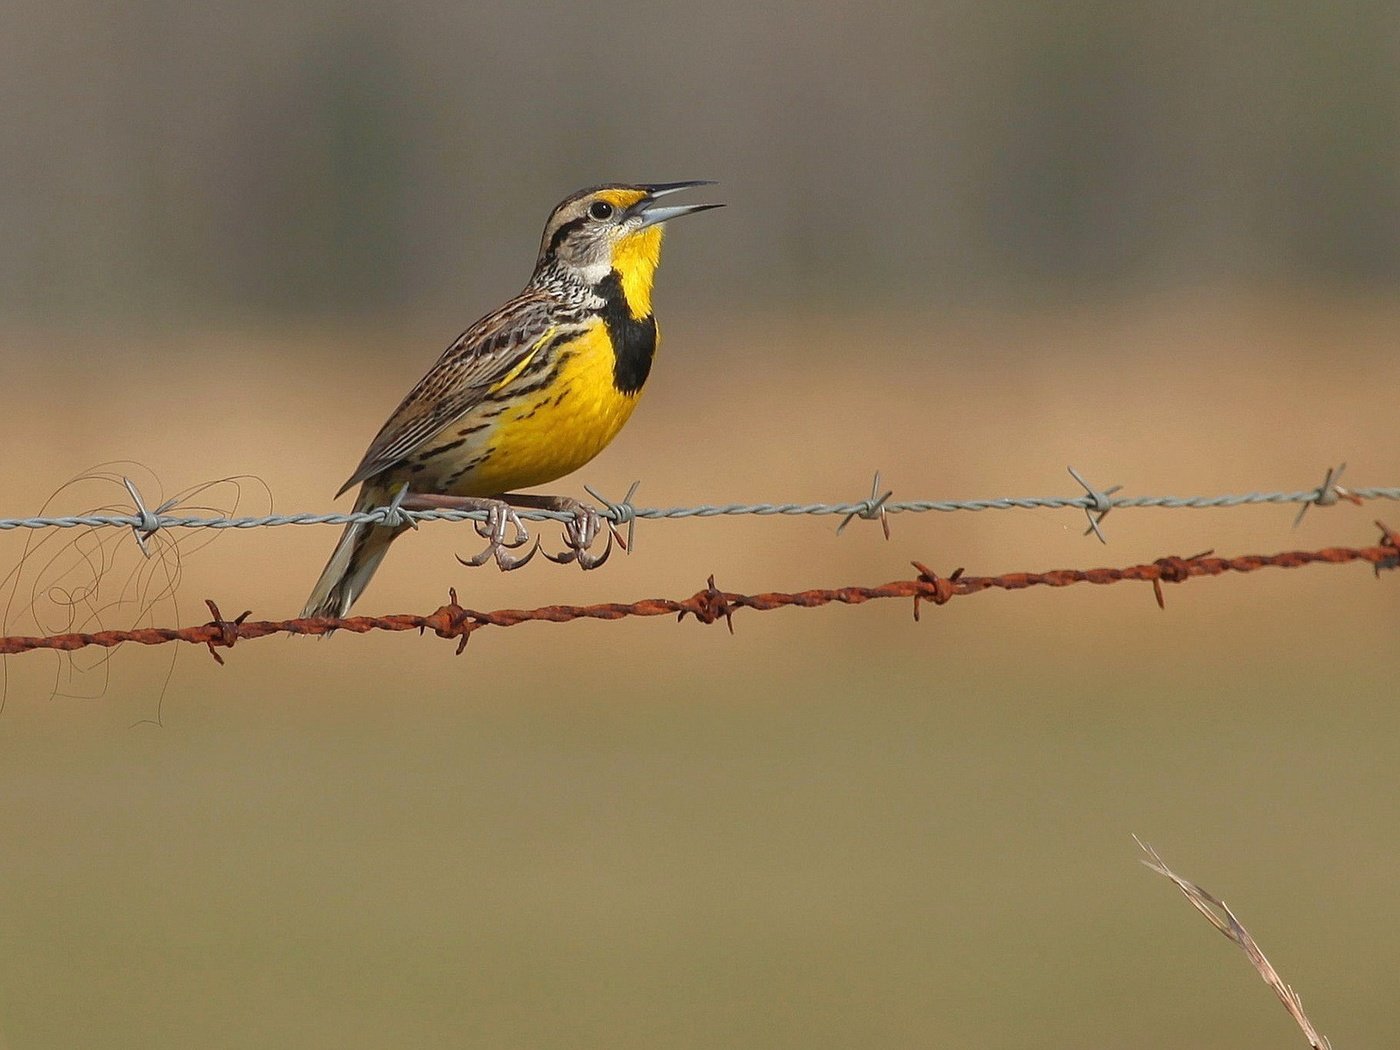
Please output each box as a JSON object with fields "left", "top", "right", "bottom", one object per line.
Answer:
{"left": 458, "top": 322, "right": 646, "bottom": 495}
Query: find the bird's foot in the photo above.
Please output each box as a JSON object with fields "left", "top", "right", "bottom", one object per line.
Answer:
{"left": 499, "top": 494, "right": 623, "bottom": 570}
{"left": 401, "top": 493, "right": 540, "bottom": 572}
{"left": 543, "top": 501, "right": 615, "bottom": 569}
{"left": 461, "top": 500, "right": 540, "bottom": 570}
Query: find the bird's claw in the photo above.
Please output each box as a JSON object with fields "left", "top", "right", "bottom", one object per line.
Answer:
{"left": 492, "top": 535, "right": 542, "bottom": 570}
{"left": 456, "top": 503, "right": 539, "bottom": 571}
{"left": 544, "top": 504, "right": 616, "bottom": 570}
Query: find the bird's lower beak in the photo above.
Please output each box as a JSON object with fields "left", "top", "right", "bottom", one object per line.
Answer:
{"left": 629, "top": 181, "right": 724, "bottom": 229}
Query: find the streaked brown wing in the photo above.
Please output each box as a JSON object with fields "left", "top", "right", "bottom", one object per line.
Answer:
{"left": 336, "top": 291, "right": 566, "bottom": 495}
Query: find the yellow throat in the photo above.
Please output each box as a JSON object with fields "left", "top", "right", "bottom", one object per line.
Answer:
{"left": 595, "top": 188, "right": 665, "bottom": 317}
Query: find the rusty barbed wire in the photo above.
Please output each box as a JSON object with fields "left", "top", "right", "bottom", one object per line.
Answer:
{"left": 0, "top": 464, "right": 1395, "bottom": 552}
{"left": 2, "top": 523, "right": 1394, "bottom": 661}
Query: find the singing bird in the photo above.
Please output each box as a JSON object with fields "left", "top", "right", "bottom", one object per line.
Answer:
{"left": 303, "top": 182, "right": 722, "bottom": 618}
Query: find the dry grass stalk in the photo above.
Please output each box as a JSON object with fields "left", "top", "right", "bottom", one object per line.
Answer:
{"left": 1136, "top": 837, "right": 1331, "bottom": 1050}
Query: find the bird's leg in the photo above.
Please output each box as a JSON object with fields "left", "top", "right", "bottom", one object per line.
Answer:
{"left": 500, "top": 493, "right": 622, "bottom": 570}
{"left": 400, "top": 493, "right": 540, "bottom": 571}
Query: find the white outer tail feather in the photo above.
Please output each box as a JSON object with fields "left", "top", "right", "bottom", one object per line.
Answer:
{"left": 302, "top": 485, "right": 402, "bottom": 618}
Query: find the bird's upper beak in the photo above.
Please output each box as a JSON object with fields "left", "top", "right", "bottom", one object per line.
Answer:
{"left": 628, "top": 181, "right": 724, "bottom": 229}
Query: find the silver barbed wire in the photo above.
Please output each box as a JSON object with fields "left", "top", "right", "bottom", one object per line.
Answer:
{"left": 0, "top": 466, "right": 1394, "bottom": 555}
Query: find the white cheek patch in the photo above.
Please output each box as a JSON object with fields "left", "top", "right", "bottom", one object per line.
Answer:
{"left": 574, "top": 258, "right": 612, "bottom": 284}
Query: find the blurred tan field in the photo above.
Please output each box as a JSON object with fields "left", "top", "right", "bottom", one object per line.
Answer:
{"left": 3, "top": 293, "right": 1399, "bottom": 1048}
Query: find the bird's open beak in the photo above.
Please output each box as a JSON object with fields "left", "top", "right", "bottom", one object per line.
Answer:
{"left": 629, "top": 181, "right": 724, "bottom": 229}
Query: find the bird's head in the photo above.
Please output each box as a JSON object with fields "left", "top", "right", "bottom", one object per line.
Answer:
{"left": 533, "top": 181, "right": 721, "bottom": 313}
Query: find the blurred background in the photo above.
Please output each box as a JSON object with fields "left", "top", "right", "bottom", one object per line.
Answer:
{"left": 2, "top": 3, "right": 1398, "bottom": 1047}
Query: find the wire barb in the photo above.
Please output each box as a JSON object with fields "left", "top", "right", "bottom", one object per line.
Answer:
{"left": 1067, "top": 466, "right": 1121, "bottom": 543}
{"left": 378, "top": 483, "right": 418, "bottom": 530}
{"left": 909, "top": 562, "right": 963, "bottom": 620}
{"left": 678, "top": 574, "right": 735, "bottom": 632}
{"left": 201, "top": 599, "right": 251, "bottom": 666}
{"left": 121, "top": 476, "right": 178, "bottom": 557}
{"left": 837, "top": 472, "right": 894, "bottom": 539}
{"left": 1293, "top": 463, "right": 1360, "bottom": 527}
{"left": 1374, "top": 519, "right": 1400, "bottom": 576}
{"left": 583, "top": 480, "right": 640, "bottom": 552}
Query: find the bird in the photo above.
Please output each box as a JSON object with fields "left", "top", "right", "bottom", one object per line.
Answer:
{"left": 302, "top": 181, "right": 722, "bottom": 618}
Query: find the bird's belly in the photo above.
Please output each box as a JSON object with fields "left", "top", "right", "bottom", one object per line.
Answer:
{"left": 432, "top": 327, "right": 644, "bottom": 497}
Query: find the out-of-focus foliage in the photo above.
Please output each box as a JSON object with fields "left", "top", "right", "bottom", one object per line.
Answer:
{"left": 2, "top": 2, "right": 1397, "bottom": 323}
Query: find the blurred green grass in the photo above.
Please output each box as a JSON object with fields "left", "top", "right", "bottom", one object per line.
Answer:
{"left": 2, "top": 627, "right": 1396, "bottom": 1048}
{"left": 1, "top": 296, "right": 1398, "bottom": 1047}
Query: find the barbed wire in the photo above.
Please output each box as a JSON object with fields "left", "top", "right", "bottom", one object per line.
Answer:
{"left": 0, "top": 465, "right": 1394, "bottom": 551}
{"left": 2, "top": 523, "right": 1394, "bottom": 660}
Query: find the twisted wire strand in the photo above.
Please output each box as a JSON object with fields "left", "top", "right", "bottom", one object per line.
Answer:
{"left": 2, "top": 527, "right": 1396, "bottom": 659}
{"left": 1, "top": 473, "right": 1396, "bottom": 534}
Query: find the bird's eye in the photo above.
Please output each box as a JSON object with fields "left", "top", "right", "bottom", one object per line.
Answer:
{"left": 588, "top": 201, "right": 614, "bottom": 221}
